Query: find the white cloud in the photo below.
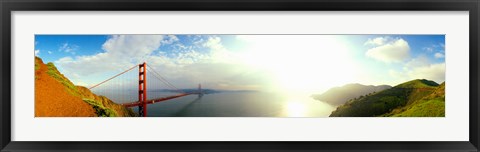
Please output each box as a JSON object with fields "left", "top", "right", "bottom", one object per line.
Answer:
{"left": 101, "top": 35, "right": 163, "bottom": 60}
{"left": 423, "top": 43, "right": 445, "bottom": 53}
{"left": 405, "top": 55, "right": 430, "bottom": 68}
{"left": 364, "top": 36, "right": 392, "bottom": 46}
{"left": 365, "top": 38, "right": 410, "bottom": 63}
{"left": 55, "top": 35, "right": 241, "bottom": 89}
{"left": 59, "top": 43, "right": 79, "bottom": 54}
{"left": 203, "top": 36, "right": 222, "bottom": 49}
{"left": 174, "top": 43, "right": 189, "bottom": 50}
{"left": 403, "top": 63, "right": 446, "bottom": 83}
{"left": 141, "top": 36, "right": 263, "bottom": 90}
{"left": 48, "top": 51, "right": 53, "bottom": 54}
{"left": 423, "top": 47, "right": 434, "bottom": 52}
{"left": 420, "top": 43, "right": 445, "bottom": 61}
{"left": 35, "top": 50, "right": 40, "bottom": 55}
{"left": 390, "top": 56, "right": 445, "bottom": 84}
{"left": 162, "top": 35, "right": 179, "bottom": 44}
{"left": 434, "top": 52, "right": 445, "bottom": 58}
{"left": 56, "top": 35, "right": 165, "bottom": 79}
{"left": 202, "top": 36, "right": 239, "bottom": 63}
{"left": 57, "top": 56, "right": 73, "bottom": 63}
{"left": 192, "top": 36, "right": 205, "bottom": 46}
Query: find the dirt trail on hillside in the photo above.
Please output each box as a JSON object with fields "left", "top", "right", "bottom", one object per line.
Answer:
{"left": 35, "top": 59, "right": 96, "bottom": 117}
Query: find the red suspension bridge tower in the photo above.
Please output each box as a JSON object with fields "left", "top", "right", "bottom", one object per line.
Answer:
{"left": 138, "top": 62, "right": 147, "bottom": 117}
{"left": 89, "top": 62, "right": 204, "bottom": 117}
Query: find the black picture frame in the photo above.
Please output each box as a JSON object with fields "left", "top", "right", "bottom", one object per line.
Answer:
{"left": 1, "top": 0, "right": 479, "bottom": 151}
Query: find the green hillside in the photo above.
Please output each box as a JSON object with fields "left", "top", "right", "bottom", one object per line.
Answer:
{"left": 329, "top": 79, "right": 444, "bottom": 117}
{"left": 396, "top": 79, "right": 439, "bottom": 89}
{"left": 385, "top": 82, "right": 445, "bottom": 117}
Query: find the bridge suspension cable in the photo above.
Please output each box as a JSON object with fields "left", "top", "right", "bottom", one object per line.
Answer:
{"left": 88, "top": 65, "right": 138, "bottom": 89}
{"left": 146, "top": 64, "right": 184, "bottom": 93}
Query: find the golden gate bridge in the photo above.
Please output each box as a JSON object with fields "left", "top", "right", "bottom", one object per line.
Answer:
{"left": 88, "top": 62, "right": 203, "bottom": 117}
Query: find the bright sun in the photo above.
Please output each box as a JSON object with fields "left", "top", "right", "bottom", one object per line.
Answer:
{"left": 237, "top": 35, "right": 359, "bottom": 94}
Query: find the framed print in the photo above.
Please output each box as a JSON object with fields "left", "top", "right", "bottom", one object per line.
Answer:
{"left": 1, "top": 0, "right": 479, "bottom": 151}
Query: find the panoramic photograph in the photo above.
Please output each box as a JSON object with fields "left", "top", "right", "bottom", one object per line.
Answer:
{"left": 34, "top": 35, "right": 445, "bottom": 117}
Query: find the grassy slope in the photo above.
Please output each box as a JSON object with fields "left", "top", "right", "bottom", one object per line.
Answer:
{"left": 329, "top": 79, "right": 444, "bottom": 117}
{"left": 77, "top": 86, "right": 137, "bottom": 117}
{"left": 35, "top": 56, "right": 136, "bottom": 117}
{"left": 387, "top": 82, "right": 445, "bottom": 117}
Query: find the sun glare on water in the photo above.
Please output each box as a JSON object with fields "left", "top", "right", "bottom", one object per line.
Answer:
{"left": 284, "top": 102, "right": 307, "bottom": 117}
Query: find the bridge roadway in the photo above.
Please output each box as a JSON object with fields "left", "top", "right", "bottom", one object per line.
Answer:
{"left": 121, "top": 93, "right": 200, "bottom": 107}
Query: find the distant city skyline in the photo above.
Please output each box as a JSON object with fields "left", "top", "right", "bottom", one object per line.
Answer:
{"left": 35, "top": 35, "right": 445, "bottom": 94}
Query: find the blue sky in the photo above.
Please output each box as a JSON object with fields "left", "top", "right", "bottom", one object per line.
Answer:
{"left": 35, "top": 35, "right": 108, "bottom": 62}
{"left": 35, "top": 34, "right": 445, "bottom": 94}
